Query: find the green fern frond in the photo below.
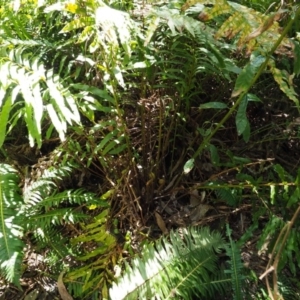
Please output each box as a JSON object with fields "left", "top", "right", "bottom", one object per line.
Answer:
{"left": 66, "top": 209, "right": 117, "bottom": 299}
{"left": 110, "top": 226, "right": 230, "bottom": 300}
{"left": 0, "top": 46, "right": 81, "bottom": 148}
{"left": 147, "top": 4, "right": 232, "bottom": 101}
{"left": 25, "top": 167, "right": 106, "bottom": 229}
{"left": 70, "top": 209, "right": 116, "bottom": 258}
{"left": 23, "top": 166, "right": 73, "bottom": 206}
{"left": 34, "top": 227, "right": 70, "bottom": 260}
{"left": 28, "top": 207, "right": 87, "bottom": 228}
{"left": 216, "top": 187, "right": 239, "bottom": 206}
{"left": 225, "top": 224, "right": 245, "bottom": 300}
{"left": 0, "top": 163, "right": 25, "bottom": 286}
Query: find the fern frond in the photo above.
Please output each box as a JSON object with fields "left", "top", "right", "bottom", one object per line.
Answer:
{"left": 216, "top": 187, "right": 238, "bottom": 206}
{"left": 110, "top": 226, "right": 230, "bottom": 300}
{"left": 33, "top": 227, "right": 70, "bottom": 260}
{"left": 25, "top": 170, "right": 106, "bottom": 228}
{"left": 225, "top": 224, "right": 245, "bottom": 300}
{"left": 24, "top": 165, "right": 73, "bottom": 206}
{"left": 28, "top": 207, "right": 87, "bottom": 228}
{"left": 0, "top": 47, "right": 81, "bottom": 148}
{"left": 66, "top": 209, "right": 117, "bottom": 299}
{"left": 0, "top": 163, "right": 25, "bottom": 286}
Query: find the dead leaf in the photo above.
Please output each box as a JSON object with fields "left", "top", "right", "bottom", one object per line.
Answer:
{"left": 190, "top": 204, "right": 212, "bottom": 223}
{"left": 190, "top": 190, "right": 206, "bottom": 207}
{"left": 58, "top": 271, "right": 73, "bottom": 300}
{"left": 245, "top": 12, "right": 283, "bottom": 42}
{"left": 190, "top": 189, "right": 199, "bottom": 207}
{"left": 155, "top": 211, "right": 168, "bottom": 234}
{"left": 198, "top": 12, "right": 210, "bottom": 22}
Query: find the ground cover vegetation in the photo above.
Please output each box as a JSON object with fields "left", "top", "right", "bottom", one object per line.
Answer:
{"left": 0, "top": 0, "right": 300, "bottom": 299}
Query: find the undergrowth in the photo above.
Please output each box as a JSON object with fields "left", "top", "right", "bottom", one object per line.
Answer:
{"left": 0, "top": 0, "right": 300, "bottom": 299}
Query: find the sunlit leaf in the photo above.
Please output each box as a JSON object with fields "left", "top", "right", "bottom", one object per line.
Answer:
{"left": 0, "top": 96, "right": 12, "bottom": 148}
{"left": 46, "top": 103, "right": 65, "bottom": 141}
{"left": 60, "top": 17, "right": 91, "bottom": 33}
{"left": 246, "top": 93, "right": 261, "bottom": 102}
{"left": 184, "top": 158, "right": 194, "bottom": 174}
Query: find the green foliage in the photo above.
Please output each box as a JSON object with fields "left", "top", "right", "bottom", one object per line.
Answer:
{"left": 147, "top": 3, "right": 232, "bottom": 95}
{"left": 216, "top": 187, "right": 239, "bottom": 207}
{"left": 110, "top": 226, "right": 231, "bottom": 299}
{"left": 0, "top": 0, "right": 300, "bottom": 298}
{"left": 225, "top": 224, "right": 245, "bottom": 300}
{"left": 0, "top": 0, "right": 139, "bottom": 148}
{"left": 182, "top": 0, "right": 292, "bottom": 53}
{"left": 0, "top": 162, "right": 110, "bottom": 290}
{"left": 0, "top": 164, "right": 24, "bottom": 286}
{"left": 0, "top": 41, "right": 80, "bottom": 147}
{"left": 177, "top": 0, "right": 300, "bottom": 159}
{"left": 210, "top": 163, "right": 300, "bottom": 288}
{"left": 66, "top": 209, "right": 117, "bottom": 299}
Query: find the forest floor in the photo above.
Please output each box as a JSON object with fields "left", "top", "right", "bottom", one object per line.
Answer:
{"left": 1, "top": 79, "right": 300, "bottom": 299}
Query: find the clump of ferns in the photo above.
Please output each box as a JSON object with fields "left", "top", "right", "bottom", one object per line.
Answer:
{"left": 22, "top": 164, "right": 108, "bottom": 266}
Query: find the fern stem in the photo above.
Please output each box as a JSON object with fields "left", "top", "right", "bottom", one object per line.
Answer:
{"left": 192, "top": 6, "right": 300, "bottom": 160}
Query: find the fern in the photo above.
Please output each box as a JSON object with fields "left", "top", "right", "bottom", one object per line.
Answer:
{"left": 65, "top": 209, "right": 117, "bottom": 299}
{"left": 0, "top": 163, "right": 25, "bottom": 286}
{"left": 110, "top": 226, "right": 230, "bottom": 299}
{"left": 0, "top": 47, "right": 81, "bottom": 147}
{"left": 225, "top": 224, "right": 245, "bottom": 300}
{"left": 24, "top": 165, "right": 108, "bottom": 230}
{"left": 0, "top": 161, "right": 109, "bottom": 288}
{"left": 216, "top": 187, "right": 239, "bottom": 206}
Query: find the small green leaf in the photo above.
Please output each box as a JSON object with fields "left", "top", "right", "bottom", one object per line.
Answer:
{"left": 109, "top": 144, "right": 127, "bottom": 155}
{"left": 100, "top": 190, "right": 114, "bottom": 201}
{"left": 273, "top": 164, "right": 287, "bottom": 181}
{"left": 183, "top": 158, "right": 194, "bottom": 174}
{"left": 236, "top": 95, "right": 248, "bottom": 136}
{"left": 246, "top": 93, "right": 261, "bottom": 102}
{"left": 113, "top": 66, "right": 125, "bottom": 88}
{"left": 209, "top": 144, "right": 219, "bottom": 165}
{"left": 232, "top": 156, "right": 251, "bottom": 164}
{"left": 288, "top": 186, "right": 300, "bottom": 208}
{"left": 200, "top": 102, "right": 228, "bottom": 109}
{"left": 71, "top": 83, "right": 114, "bottom": 102}
{"left": 242, "top": 120, "right": 250, "bottom": 142}
{"left": 46, "top": 103, "right": 66, "bottom": 141}
{"left": 95, "top": 130, "right": 117, "bottom": 152}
